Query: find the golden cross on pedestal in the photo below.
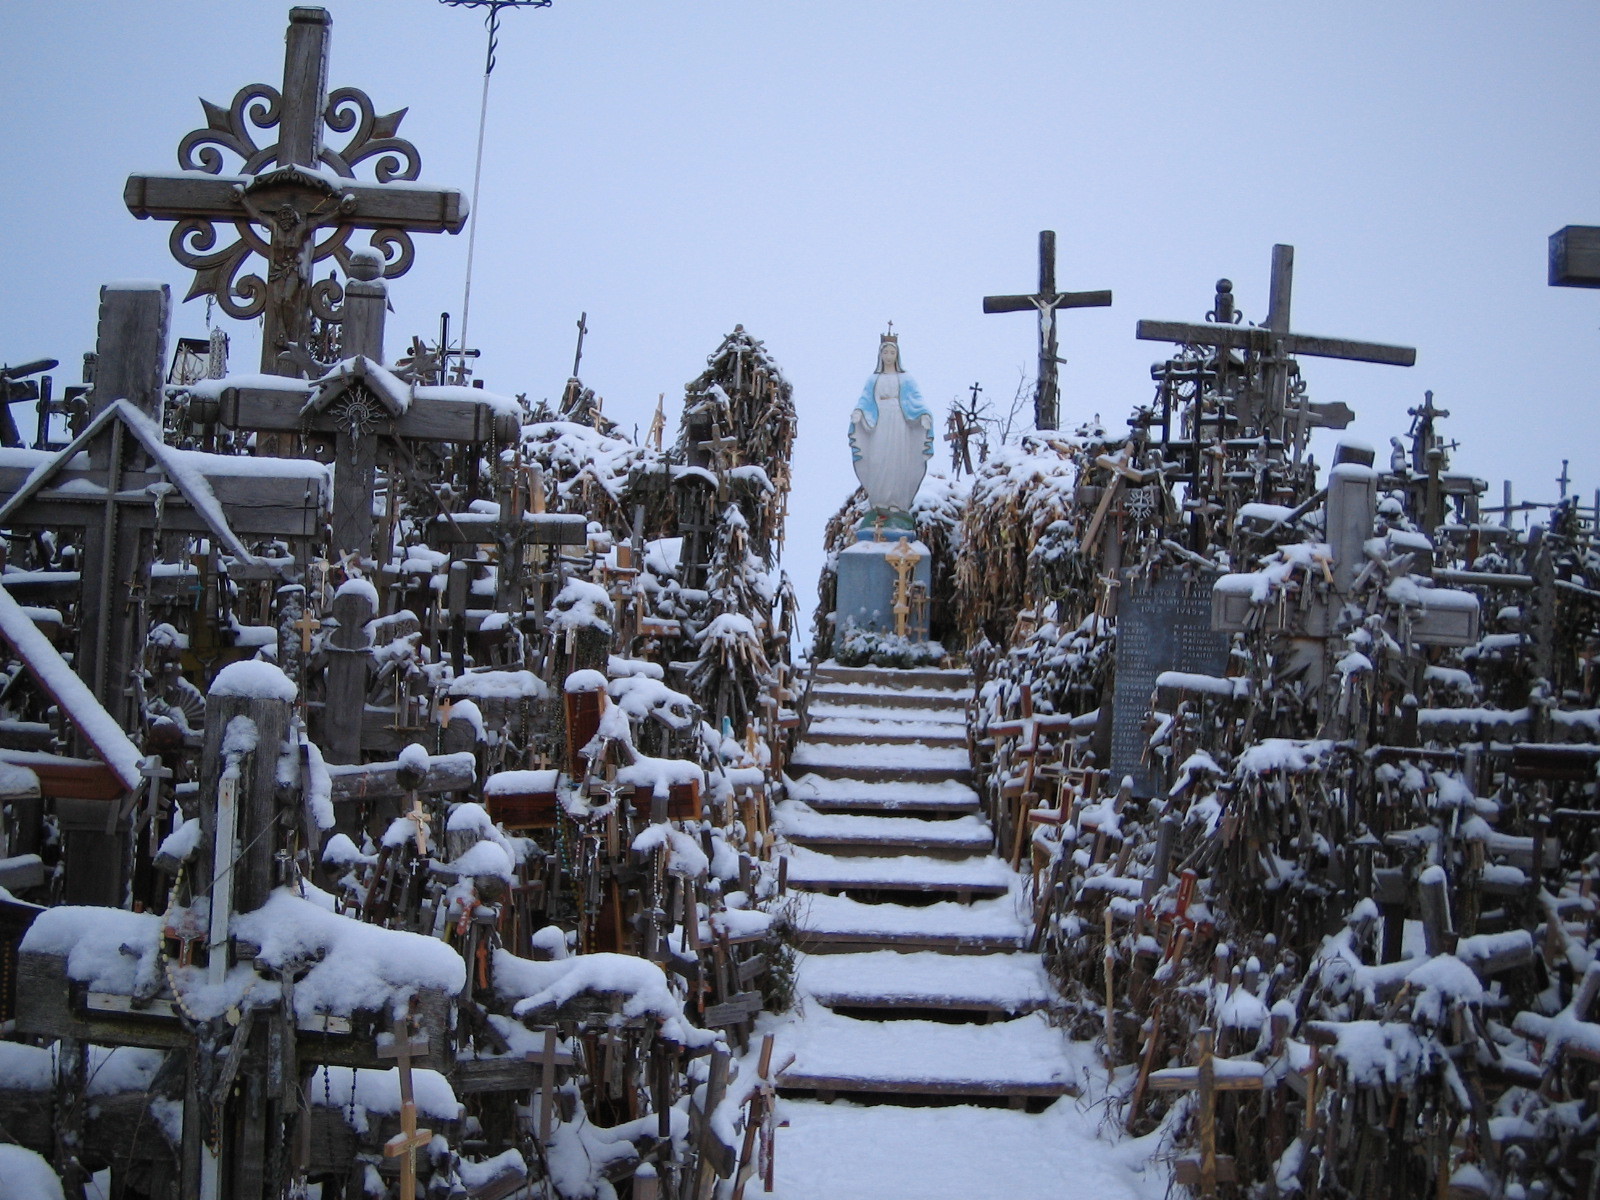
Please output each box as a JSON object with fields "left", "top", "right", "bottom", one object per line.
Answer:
{"left": 379, "top": 1015, "right": 433, "bottom": 1196}
{"left": 884, "top": 537, "right": 923, "bottom": 640}
{"left": 405, "top": 795, "right": 432, "bottom": 855}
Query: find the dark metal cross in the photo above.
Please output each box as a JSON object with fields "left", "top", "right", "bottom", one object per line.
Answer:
{"left": 1137, "top": 244, "right": 1415, "bottom": 449}
{"left": 983, "top": 230, "right": 1112, "bottom": 431}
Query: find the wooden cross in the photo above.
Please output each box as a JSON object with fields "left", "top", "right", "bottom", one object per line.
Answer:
{"left": 123, "top": 7, "right": 467, "bottom": 376}
{"left": 983, "top": 230, "right": 1113, "bottom": 431}
{"left": 292, "top": 609, "right": 322, "bottom": 654}
{"left": 379, "top": 1015, "right": 434, "bottom": 1197}
{"left": 1136, "top": 245, "right": 1413, "bottom": 449}
{"left": 884, "top": 537, "right": 922, "bottom": 639}
{"left": 1146, "top": 1026, "right": 1265, "bottom": 1197}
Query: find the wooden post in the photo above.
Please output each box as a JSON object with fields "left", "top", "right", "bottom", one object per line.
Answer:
{"left": 1103, "top": 906, "right": 1117, "bottom": 1065}
{"left": 323, "top": 584, "right": 374, "bottom": 765}
{"left": 538, "top": 1028, "right": 559, "bottom": 1143}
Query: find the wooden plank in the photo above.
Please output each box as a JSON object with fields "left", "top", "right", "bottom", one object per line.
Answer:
{"left": 219, "top": 386, "right": 492, "bottom": 441}
{"left": 776, "top": 1071, "right": 1076, "bottom": 1098}
{"left": 125, "top": 173, "right": 468, "bottom": 232}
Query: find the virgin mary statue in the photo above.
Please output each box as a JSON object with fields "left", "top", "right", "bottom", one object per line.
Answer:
{"left": 848, "top": 332, "right": 933, "bottom": 535}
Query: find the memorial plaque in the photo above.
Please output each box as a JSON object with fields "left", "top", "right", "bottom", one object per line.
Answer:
{"left": 1108, "top": 575, "right": 1231, "bottom": 797}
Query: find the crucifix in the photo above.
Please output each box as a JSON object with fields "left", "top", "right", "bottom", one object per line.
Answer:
{"left": 884, "top": 537, "right": 922, "bottom": 639}
{"left": 437, "top": 311, "right": 481, "bottom": 385}
{"left": 983, "top": 230, "right": 1113, "bottom": 431}
{"left": 123, "top": 6, "right": 468, "bottom": 378}
{"left": 1137, "top": 245, "right": 1414, "bottom": 451}
{"left": 379, "top": 1014, "right": 434, "bottom": 1197}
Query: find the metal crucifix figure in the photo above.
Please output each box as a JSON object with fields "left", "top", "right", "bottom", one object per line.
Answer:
{"left": 983, "top": 230, "right": 1113, "bottom": 431}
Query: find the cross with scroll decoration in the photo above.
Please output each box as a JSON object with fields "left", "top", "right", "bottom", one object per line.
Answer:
{"left": 123, "top": 7, "right": 468, "bottom": 377}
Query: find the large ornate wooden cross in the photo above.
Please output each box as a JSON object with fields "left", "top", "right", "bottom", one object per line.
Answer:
{"left": 1136, "top": 245, "right": 1415, "bottom": 450}
{"left": 983, "top": 230, "right": 1113, "bottom": 432}
{"left": 123, "top": 7, "right": 467, "bottom": 377}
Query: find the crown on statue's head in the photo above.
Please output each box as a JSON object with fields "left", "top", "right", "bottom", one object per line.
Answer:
{"left": 881, "top": 321, "right": 897, "bottom": 346}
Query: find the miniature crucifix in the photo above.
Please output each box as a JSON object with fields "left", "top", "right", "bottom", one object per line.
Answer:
{"left": 983, "top": 230, "right": 1113, "bottom": 431}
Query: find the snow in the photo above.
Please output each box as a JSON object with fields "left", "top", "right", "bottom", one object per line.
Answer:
{"left": 774, "top": 1006, "right": 1085, "bottom": 1090}
{"left": 19, "top": 905, "right": 163, "bottom": 994}
{"left": 303, "top": 738, "right": 335, "bottom": 831}
{"left": 615, "top": 752, "right": 703, "bottom": 799}
{"left": 0, "top": 1143, "right": 65, "bottom": 1200}
{"left": 785, "top": 774, "right": 979, "bottom": 811}
{"left": 231, "top": 888, "right": 466, "bottom": 1017}
{"left": 495, "top": 949, "right": 716, "bottom": 1047}
{"left": 631, "top": 822, "right": 709, "bottom": 877}
{"left": 784, "top": 846, "right": 1011, "bottom": 889}
{"left": 309, "top": 1065, "right": 462, "bottom": 1128}
{"left": 794, "top": 887, "right": 1028, "bottom": 944}
{"left": 485, "top": 769, "right": 560, "bottom": 796}
{"left": 0, "top": 1042, "right": 52, "bottom": 1091}
{"left": 209, "top": 659, "right": 297, "bottom": 702}
{"left": 157, "top": 816, "right": 202, "bottom": 863}
{"left": 770, "top": 1098, "right": 1165, "bottom": 1200}
{"left": 564, "top": 668, "right": 608, "bottom": 694}
{"left": 0, "top": 582, "right": 143, "bottom": 790}
{"left": 397, "top": 742, "right": 431, "bottom": 775}
{"left": 795, "top": 950, "right": 1052, "bottom": 1010}
{"left": 775, "top": 800, "right": 991, "bottom": 848}
{"left": 333, "top": 576, "right": 380, "bottom": 610}
{"left": 448, "top": 669, "right": 549, "bottom": 701}
{"left": 451, "top": 839, "right": 515, "bottom": 881}
{"left": 790, "top": 742, "right": 970, "bottom": 770}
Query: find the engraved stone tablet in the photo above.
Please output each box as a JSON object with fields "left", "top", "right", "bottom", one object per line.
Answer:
{"left": 1108, "top": 575, "right": 1231, "bottom": 797}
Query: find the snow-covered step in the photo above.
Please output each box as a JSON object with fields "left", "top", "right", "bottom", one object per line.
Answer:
{"left": 785, "top": 774, "right": 982, "bottom": 818}
{"left": 807, "top": 700, "right": 966, "bottom": 727}
{"left": 785, "top": 847, "right": 1010, "bottom": 900}
{"left": 771, "top": 1097, "right": 1160, "bottom": 1200}
{"left": 792, "top": 890, "right": 1028, "bottom": 954}
{"left": 773, "top": 1008, "right": 1081, "bottom": 1102}
{"left": 795, "top": 950, "right": 1054, "bottom": 1016}
{"left": 805, "top": 714, "right": 967, "bottom": 748}
{"left": 775, "top": 800, "right": 992, "bottom": 858}
{"left": 808, "top": 682, "right": 970, "bottom": 712}
{"left": 789, "top": 741, "right": 973, "bottom": 785}
{"left": 811, "top": 663, "right": 972, "bottom": 691}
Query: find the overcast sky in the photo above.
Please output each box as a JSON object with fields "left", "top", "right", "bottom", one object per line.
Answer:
{"left": 5, "top": 2, "right": 1600, "bottom": 632}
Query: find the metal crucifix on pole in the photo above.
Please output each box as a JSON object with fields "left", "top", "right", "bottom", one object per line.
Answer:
{"left": 440, "top": 0, "right": 553, "bottom": 368}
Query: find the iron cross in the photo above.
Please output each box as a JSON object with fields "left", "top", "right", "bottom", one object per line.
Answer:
{"left": 1136, "top": 244, "right": 1414, "bottom": 449}
{"left": 983, "top": 230, "right": 1113, "bottom": 431}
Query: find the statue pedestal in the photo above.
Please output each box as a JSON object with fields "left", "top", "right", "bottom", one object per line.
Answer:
{"left": 834, "top": 537, "right": 932, "bottom": 639}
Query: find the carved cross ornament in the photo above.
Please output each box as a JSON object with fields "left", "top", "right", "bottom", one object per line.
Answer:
{"left": 124, "top": 8, "right": 467, "bottom": 375}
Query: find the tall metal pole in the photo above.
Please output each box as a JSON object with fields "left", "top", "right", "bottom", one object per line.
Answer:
{"left": 440, "top": 0, "right": 552, "bottom": 366}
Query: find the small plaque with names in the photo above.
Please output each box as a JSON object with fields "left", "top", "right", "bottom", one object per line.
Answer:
{"left": 1108, "top": 575, "right": 1231, "bottom": 797}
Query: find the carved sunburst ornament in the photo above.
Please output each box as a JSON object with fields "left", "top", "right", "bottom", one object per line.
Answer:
{"left": 1123, "top": 485, "right": 1157, "bottom": 523}
{"left": 329, "top": 390, "right": 383, "bottom": 460}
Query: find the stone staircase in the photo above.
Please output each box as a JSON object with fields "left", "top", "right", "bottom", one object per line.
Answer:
{"left": 769, "top": 663, "right": 1082, "bottom": 1117}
